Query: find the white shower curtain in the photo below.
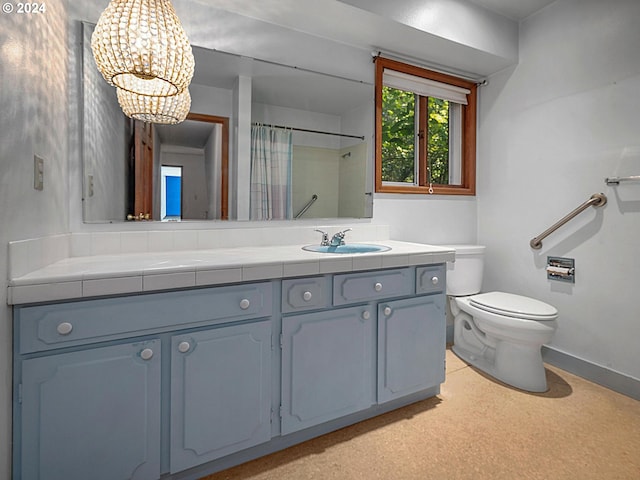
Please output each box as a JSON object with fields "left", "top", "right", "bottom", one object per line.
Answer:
{"left": 250, "top": 125, "right": 293, "bottom": 220}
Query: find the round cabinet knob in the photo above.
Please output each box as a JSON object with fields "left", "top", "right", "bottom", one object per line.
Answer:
{"left": 374, "top": 282, "right": 383, "bottom": 292}
{"left": 302, "top": 291, "right": 313, "bottom": 302}
{"left": 56, "top": 322, "right": 73, "bottom": 336}
{"left": 140, "top": 348, "right": 154, "bottom": 361}
{"left": 431, "top": 276, "right": 439, "bottom": 285}
{"left": 362, "top": 311, "right": 371, "bottom": 320}
{"left": 383, "top": 306, "right": 392, "bottom": 316}
{"left": 178, "top": 341, "right": 191, "bottom": 353}
{"left": 239, "top": 298, "right": 251, "bottom": 310}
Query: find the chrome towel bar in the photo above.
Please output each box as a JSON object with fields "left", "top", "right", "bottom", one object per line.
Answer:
{"left": 605, "top": 175, "right": 640, "bottom": 185}
{"left": 530, "top": 193, "right": 607, "bottom": 250}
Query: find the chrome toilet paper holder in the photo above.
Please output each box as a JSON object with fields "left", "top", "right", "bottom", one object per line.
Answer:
{"left": 546, "top": 257, "right": 575, "bottom": 283}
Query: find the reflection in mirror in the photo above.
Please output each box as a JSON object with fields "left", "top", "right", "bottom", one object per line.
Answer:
{"left": 147, "top": 113, "right": 228, "bottom": 221}
{"left": 81, "top": 21, "right": 373, "bottom": 223}
{"left": 250, "top": 59, "right": 372, "bottom": 220}
{"left": 81, "top": 22, "right": 229, "bottom": 223}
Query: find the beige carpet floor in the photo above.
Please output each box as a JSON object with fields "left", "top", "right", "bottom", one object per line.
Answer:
{"left": 202, "top": 349, "right": 640, "bottom": 480}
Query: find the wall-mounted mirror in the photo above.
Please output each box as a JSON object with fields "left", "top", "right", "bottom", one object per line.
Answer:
{"left": 81, "top": 22, "right": 374, "bottom": 223}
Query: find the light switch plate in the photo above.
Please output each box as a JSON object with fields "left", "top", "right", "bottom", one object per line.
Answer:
{"left": 34, "top": 155, "right": 44, "bottom": 191}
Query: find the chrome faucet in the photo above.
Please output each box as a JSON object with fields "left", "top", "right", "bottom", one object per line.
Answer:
{"left": 329, "top": 228, "right": 351, "bottom": 246}
{"left": 315, "top": 228, "right": 352, "bottom": 246}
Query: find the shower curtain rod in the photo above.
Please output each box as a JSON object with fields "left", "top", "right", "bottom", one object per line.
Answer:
{"left": 253, "top": 123, "right": 365, "bottom": 141}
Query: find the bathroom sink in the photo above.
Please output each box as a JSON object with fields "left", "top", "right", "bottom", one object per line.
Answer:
{"left": 302, "top": 244, "right": 391, "bottom": 254}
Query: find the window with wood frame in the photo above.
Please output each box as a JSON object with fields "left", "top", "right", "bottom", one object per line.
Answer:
{"left": 375, "top": 57, "right": 477, "bottom": 195}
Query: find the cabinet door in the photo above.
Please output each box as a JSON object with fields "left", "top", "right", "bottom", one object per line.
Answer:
{"left": 19, "top": 340, "right": 161, "bottom": 480}
{"left": 281, "top": 306, "right": 375, "bottom": 435}
{"left": 378, "top": 295, "right": 446, "bottom": 403}
{"left": 170, "top": 320, "right": 272, "bottom": 473}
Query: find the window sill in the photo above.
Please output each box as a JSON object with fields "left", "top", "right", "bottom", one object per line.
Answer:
{"left": 377, "top": 184, "right": 476, "bottom": 196}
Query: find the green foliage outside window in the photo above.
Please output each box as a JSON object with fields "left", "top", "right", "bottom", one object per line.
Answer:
{"left": 381, "top": 86, "right": 450, "bottom": 184}
{"left": 427, "top": 97, "right": 450, "bottom": 184}
{"left": 381, "top": 86, "right": 415, "bottom": 183}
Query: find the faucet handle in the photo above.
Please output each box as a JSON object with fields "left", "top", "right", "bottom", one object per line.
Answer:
{"left": 315, "top": 229, "right": 329, "bottom": 245}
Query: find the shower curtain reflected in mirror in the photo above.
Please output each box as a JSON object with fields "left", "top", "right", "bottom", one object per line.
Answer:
{"left": 250, "top": 125, "right": 293, "bottom": 220}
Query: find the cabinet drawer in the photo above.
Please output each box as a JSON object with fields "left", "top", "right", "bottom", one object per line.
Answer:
{"left": 16, "top": 282, "right": 272, "bottom": 354}
{"left": 333, "top": 268, "right": 412, "bottom": 306}
{"left": 282, "top": 276, "right": 329, "bottom": 313}
{"left": 416, "top": 264, "right": 446, "bottom": 295}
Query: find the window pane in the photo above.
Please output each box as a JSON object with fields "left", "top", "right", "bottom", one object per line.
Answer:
{"left": 381, "top": 86, "right": 415, "bottom": 183}
{"left": 427, "top": 97, "right": 449, "bottom": 184}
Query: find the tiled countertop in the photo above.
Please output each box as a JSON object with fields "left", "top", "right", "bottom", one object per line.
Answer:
{"left": 8, "top": 241, "right": 454, "bottom": 305}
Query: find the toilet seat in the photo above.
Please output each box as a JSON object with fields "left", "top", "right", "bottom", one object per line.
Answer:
{"left": 468, "top": 291, "right": 558, "bottom": 321}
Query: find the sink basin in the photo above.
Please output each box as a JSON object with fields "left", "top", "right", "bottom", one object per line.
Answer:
{"left": 302, "top": 244, "right": 391, "bottom": 254}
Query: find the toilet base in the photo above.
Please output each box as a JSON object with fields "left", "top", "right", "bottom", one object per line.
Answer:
{"left": 452, "top": 313, "right": 549, "bottom": 393}
{"left": 452, "top": 340, "right": 549, "bottom": 392}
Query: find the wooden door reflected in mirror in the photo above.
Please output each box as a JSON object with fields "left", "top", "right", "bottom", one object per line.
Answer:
{"left": 130, "top": 113, "right": 229, "bottom": 221}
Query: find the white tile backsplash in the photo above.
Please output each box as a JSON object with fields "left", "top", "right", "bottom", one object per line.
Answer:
{"left": 121, "top": 232, "right": 149, "bottom": 254}
{"left": 47, "top": 235, "right": 70, "bottom": 265}
{"left": 70, "top": 233, "right": 91, "bottom": 257}
{"left": 173, "top": 230, "right": 198, "bottom": 251}
{"left": 8, "top": 234, "right": 71, "bottom": 279}
{"left": 148, "top": 231, "right": 174, "bottom": 252}
{"left": 196, "top": 229, "right": 219, "bottom": 249}
{"left": 8, "top": 240, "right": 30, "bottom": 279}
{"left": 91, "top": 232, "right": 121, "bottom": 255}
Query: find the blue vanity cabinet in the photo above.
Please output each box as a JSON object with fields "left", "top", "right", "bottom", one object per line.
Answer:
{"left": 169, "top": 320, "right": 272, "bottom": 473}
{"left": 280, "top": 305, "right": 376, "bottom": 435}
{"left": 377, "top": 294, "right": 446, "bottom": 403}
{"left": 18, "top": 339, "right": 161, "bottom": 480}
{"left": 12, "top": 262, "right": 449, "bottom": 479}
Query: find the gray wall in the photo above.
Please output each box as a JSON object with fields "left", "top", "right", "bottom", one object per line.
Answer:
{"left": 0, "top": 1, "right": 70, "bottom": 476}
{"left": 477, "top": 0, "right": 640, "bottom": 381}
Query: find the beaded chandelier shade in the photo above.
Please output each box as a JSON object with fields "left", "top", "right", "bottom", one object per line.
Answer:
{"left": 91, "top": 0, "right": 195, "bottom": 97}
{"left": 117, "top": 87, "right": 191, "bottom": 124}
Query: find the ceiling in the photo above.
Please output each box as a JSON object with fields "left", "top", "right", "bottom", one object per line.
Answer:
{"left": 468, "top": 0, "right": 557, "bottom": 21}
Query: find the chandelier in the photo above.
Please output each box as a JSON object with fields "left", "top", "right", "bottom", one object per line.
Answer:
{"left": 91, "top": 0, "right": 195, "bottom": 99}
{"left": 117, "top": 87, "right": 191, "bottom": 124}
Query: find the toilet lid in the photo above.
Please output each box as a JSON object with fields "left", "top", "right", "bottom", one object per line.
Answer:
{"left": 469, "top": 292, "right": 558, "bottom": 320}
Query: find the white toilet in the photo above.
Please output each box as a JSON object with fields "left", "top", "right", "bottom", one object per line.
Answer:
{"left": 445, "top": 245, "right": 558, "bottom": 392}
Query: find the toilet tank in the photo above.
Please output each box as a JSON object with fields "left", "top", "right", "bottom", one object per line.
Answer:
{"left": 441, "top": 245, "right": 485, "bottom": 296}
